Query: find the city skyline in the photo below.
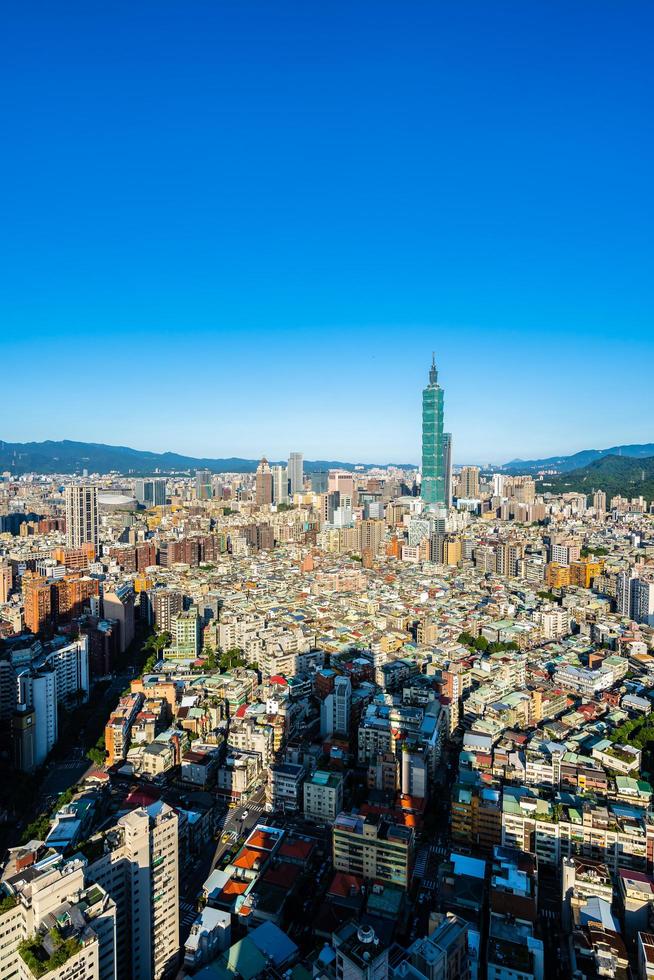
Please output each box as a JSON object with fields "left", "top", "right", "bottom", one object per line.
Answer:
{"left": 2, "top": 3, "right": 653, "bottom": 461}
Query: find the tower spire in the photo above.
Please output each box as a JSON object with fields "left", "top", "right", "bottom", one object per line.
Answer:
{"left": 429, "top": 352, "right": 437, "bottom": 385}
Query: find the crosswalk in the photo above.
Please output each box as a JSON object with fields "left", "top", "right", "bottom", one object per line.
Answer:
{"left": 413, "top": 847, "right": 429, "bottom": 878}
{"left": 179, "top": 901, "right": 198, "bottom": 931}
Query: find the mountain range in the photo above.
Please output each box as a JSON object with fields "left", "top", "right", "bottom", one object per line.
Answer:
{"left": 502, "top": 443, "right": 654, "bottom": 473}
{"left": 0, "top": 440, "right": 415, "bottom": 476}
{"left": 536, "top": 454, "right": 654, "bottom": 501}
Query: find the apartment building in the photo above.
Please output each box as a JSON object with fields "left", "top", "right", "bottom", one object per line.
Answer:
{"left": 332, "top": 812, "right": 414, "bottom": 889}
{"left": 105, "top": 692, "right": 143, "bottom": 766}
{"left": 0, "top": 853, "right": 115, "bottom": 980}
{"left": 303, "top": 770, "right": 344, "bottom": 823}
{"left": 83, "top": 802, "right": 179, "bottom": 980}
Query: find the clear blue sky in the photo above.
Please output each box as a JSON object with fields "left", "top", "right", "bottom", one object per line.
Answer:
{"left": 2, "top": 2, "right": 652, "bottom": 464}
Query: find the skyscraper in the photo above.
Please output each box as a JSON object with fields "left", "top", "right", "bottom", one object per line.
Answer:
{"left": 288, "top": 452, "right": 304, "bottom": 495}
{"left": 459, "top": 465, "right": 480, "bottom": 499}
{"left": 421, "top": 355, "right": 445, "bottom": 507}
{"left": 271, "top": 464, "right": 289, "bottom": 504}
{"left": 65, "top": 485, "right": 99, "bottom": 548}
{"left": 135, "top": 477, "right": 167, "bottom": 507}
{"left": 443, "top": 432, "right": 453, "bottom": 507}
{"left": 195, "top": 469, "right": 213, "bottom": 500}
{"left": 255, "top": 457, "right": 273, "bottom": 506}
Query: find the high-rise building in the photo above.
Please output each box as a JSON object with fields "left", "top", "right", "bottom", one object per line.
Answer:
{"left": 288, "top": 452, "right": 304, "bottom": 495}
{"left": 195, "top": 470, "right": 213, "bottom": 500}
{"left": 422, "top": 355, "right": 445, "bottom": 507}
{"left": 309, "top": 470, "right": 328, "bottom": 494}
{"left": 459, "top": 465, "right": 480, "bottom": 499}
{"left": 103, "top": 585, "right": 135, "bottom": 653}
{"left": 0, "top": 853, "right": 116, "bottom": 980}
{"left": 443, "top": 432, "right": 453, "bottom": 507}
{"left": 23, "top": 571, "right": 52, "bottom": 634}
{"left": 255, "top": 457, "right": 273, "bottom": 506}
{"left": 135, "top": 478, "right": 167, "bottom": 507}
{"left": 593, "top": 490, "right": 607, "bottom": 515}
{"left": 332, "top": 811, "right": 414, "bottom": 888}
{"left": 153, "top": 589, "right": 184, "bottom": 632}
{"left": 271, "top": 464, "right": 289, "bottom": 505}
{"left": 320, "top": 675, "right": 351, "bottom": 738}
{"left": 84, "top": 802, "right": 180, "bottom": 980}
{"left": 65, "top": 485, "right": 99, "bottom": 549}
{"left": 0, "top": 560, "right": 12, "bottom": 603}
{"left": 16, "top": 667, "right": 57, "bottom": 767}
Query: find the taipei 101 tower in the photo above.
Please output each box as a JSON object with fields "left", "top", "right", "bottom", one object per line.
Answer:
{"left": 421, "top": 354, "right": 446, "bottom": 507}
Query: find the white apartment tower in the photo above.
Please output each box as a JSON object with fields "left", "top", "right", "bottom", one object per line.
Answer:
{"left": 271, "top": 464, "right": 289, "bottom": 505}
{"left": 65, "top": 485, "right": 99, "bottom": 548}
{"left": 84, "top": 802, "right": 180, "bottom": 980}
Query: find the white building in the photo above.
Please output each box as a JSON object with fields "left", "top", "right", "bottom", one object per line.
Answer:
{"left": 84, "top": 802, "right": 180, "bottom": 980}
{"left": 65, "top": 485, "right": 99, "bottom": 548}
{"left": 303, "top": 770, "right": 344, "bottom": 823}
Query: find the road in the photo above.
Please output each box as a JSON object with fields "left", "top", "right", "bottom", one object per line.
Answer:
{"left": 177, "top": 785, "right": 268, "bottom": 946}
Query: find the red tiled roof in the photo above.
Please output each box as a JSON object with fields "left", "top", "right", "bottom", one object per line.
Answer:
{"left": 328, "top": 872, "right": 363, "bottom": 898}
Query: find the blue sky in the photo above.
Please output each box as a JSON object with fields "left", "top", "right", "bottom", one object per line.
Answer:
{"left": 2, "top": 2, "right": 652, "bottom": 464}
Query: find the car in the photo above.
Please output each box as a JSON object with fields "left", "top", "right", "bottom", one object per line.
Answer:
{"left": 241, "top": 810, "right": 249, "bottom": 820}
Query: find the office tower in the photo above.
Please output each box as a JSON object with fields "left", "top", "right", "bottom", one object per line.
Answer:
{"left": 103, "top": 585, "right": 135, "bottom": 652}
{"left": 328, "top": 471, "right": 355, "bottom": 497}
{"left": 23, "top": 571, "right": 52, "bottom": 634}
{"left": 84, "top": 803, "right": 180, "bottom": 980}
{"left": 288, "top": 452, "right": 304, "bottom": 495}
{"left": 65, "top": 485, "right": 99, "bottom": 548}
{"left": 0, "top": 853, "right": 116, "bottom": 980}
{"left": 135, "top": 477, "right": 167, "bottom": 507}
{"left": 593, "top": 490, "right": 607, "bottom": 515}
{"left": 271, "top": 464, "right": 289, "bottom": 505}
{"left": 0, "top": 560, "right": 12, "bottom": 603}
{"left": 153, "top": 589, "right": 184, "bottom": 632}
{"left": 255, "top": 457, "right": 273, "bottom": 505}
{"left": 195, "top": 469, "right": 213, "bottom": 500}
{"left": 310, "top": 470, "right": 328, "bottom": 494}
{"left": 421, "top": 355, "right": 445, "bottom": 507}
{"left": 459, "top": 465, "right": 480, "bottom": 498}
{"left": 443, "top": 432, "right": 453, "bottom": 507}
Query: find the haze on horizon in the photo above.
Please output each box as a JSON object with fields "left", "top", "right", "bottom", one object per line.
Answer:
{"left": 2, "top": 2, "right": 652, "bottom": 464}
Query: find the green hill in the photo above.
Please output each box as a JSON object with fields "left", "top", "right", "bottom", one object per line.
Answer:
{"left": 503, "top": 442, "right": 654, "bottom": 473}
{"left": 0, "top": 439, "right": 415, "bottom": 476}
{"left": 538, "top": 454, "right": 654, "bottom": 501}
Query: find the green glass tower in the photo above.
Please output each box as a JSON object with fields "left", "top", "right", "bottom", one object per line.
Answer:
{"left": 421, "top": 354, "right": 445, "bottom": 506}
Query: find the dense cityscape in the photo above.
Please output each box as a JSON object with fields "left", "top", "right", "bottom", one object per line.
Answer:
{"left": 0, "top": 357, "right": 652, "bottom": 980}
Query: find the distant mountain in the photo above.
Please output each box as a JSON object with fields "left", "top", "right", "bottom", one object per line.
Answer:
{"left": 0, "top": 440, "right": 416, "bottom": 476}
{"left": 502, "top": 443, "right": 654, "bottom": 474}
{"left": 537, "top": 454, "right": 654, "bottom": 500}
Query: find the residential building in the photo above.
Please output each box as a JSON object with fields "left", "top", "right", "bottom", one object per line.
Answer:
{"left": 332, "top": 812, "right": 414, "bottom": 889}
{"left": 65, "top": 485, "right": 99, "bottom": 548}
{"left": 304, "top": 770, "right": 344, "bottom": 823}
